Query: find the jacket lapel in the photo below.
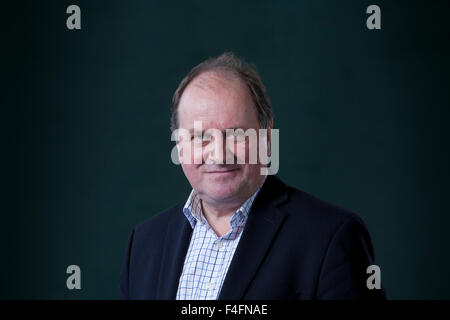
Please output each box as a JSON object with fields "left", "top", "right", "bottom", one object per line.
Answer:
{"left": 218, "top": 175, "right": 289, "bottom": 299}
{"left": 157, "top": 203, "right": 192, "bottom": 299}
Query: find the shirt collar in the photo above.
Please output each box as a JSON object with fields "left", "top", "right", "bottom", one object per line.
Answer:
{"left": 183, "top": 176, "right": 267, "bottom": 230}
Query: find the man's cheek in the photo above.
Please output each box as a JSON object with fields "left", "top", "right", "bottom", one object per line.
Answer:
{"left": 229, "top": 143, "right": 246, "bottom": 164}
{"left": 192, "top": 145, "right": 204, "bottom": 164}
{"left": 177, "top": 142, "right": 190, "bottom": 164}
{"left": 246, "top": 139, "right": 258, "bottom": 164}
{"left": 230, "top": 142, "right": 256, "bottom": 165}
{"left": 181, "top": 163, "right": 200, "bottom": 180}
{"left": 178, "top": 142, "right": 202, "bottom": 165}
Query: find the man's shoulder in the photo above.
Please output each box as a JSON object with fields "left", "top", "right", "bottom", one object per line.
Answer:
{"left": 133, "top": 201, "right": 185, "bottom": 235}
{"left": 282, "top": 181, "right": 368, "bottom": 235}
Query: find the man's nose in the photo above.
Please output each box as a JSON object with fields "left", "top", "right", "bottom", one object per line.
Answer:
{"left": 205, "top": 134, "right": 233, "bottom": 164}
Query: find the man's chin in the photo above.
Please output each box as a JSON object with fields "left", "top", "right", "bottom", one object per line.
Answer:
{"left": 203, "top": 185, "right": 241, "bottom": 203}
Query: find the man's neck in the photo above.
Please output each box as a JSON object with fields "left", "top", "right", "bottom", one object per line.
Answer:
{"left": 199, "top": 177, "right": 267, "bottom": 237}
{"left": 201, "top": 200, "right": 237, "bottom": 237}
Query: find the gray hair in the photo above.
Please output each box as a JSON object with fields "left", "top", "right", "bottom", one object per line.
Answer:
{"left": 170, "top": 52, "right": 273, "bottom": 131}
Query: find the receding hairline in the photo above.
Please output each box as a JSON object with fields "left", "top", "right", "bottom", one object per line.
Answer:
{"left": 185, "top": 69, "right": 249, "bottom": 93}
{"left": 177, "top": 70, "right": 259, "bottom": 127}
{"left": 170, "top": 52, "right": 274, "bottom": 131}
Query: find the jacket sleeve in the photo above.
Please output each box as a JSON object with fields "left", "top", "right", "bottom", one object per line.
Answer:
{"left": 118, "top": 228, "right": 135, "bottom": 300}
{"left": 316, "top": 215, "right": 387, "bottom": 299}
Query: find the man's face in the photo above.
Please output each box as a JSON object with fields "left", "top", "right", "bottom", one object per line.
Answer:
{"left": 176, "top": 71, "right": 267, "bottom": 206}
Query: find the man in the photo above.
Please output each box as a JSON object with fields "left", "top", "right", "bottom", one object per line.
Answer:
{"left": 118, "top": 52, "right": 386, "bottom": 300}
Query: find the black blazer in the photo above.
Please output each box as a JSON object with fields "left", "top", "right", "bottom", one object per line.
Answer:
{"left": 118, "top": 175, "right": 386, "bottom": 299}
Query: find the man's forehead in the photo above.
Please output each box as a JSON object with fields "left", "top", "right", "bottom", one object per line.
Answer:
{"left": 178, "top": 103, "right": 249, "bottom": 126}
{"left": 190, "top": 70, "right": 242, "bottom": 90}
{"left": 177, "top": 70, "right": 258, "bottom": 131}
{"left": 180, "top": 71, "right": 249, "bottom": 107}
{"left": 186, "top": 123, "right": 251, "bottom": 133}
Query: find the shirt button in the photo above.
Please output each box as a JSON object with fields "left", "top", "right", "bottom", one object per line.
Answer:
{"left": 216, "top": 241, "right": 223, "bottom": 249}
{"left": 205, "top": 282, "right": 212, "bottom": 289}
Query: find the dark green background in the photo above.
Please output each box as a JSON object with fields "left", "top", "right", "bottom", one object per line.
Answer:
{"left": 3, "top": 0, "right": 450, "bottom": 299}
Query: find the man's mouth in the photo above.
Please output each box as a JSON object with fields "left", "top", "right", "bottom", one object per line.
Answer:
{"left": 205, "top": 168, "right": 240, "bottom": 174}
